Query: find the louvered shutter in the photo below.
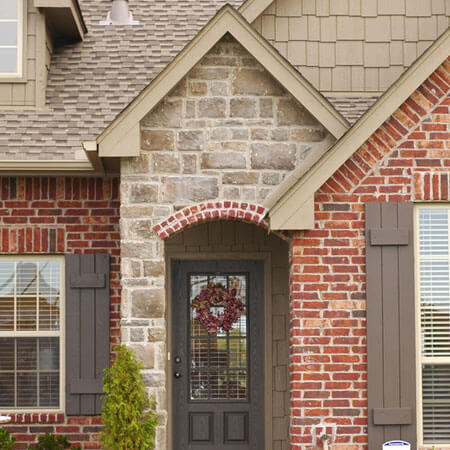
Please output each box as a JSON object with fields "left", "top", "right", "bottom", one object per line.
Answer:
{"left": 65, "top": 254, "right": 110, "bottom": 415}
{"left": 418, "top": 208, "right": 450, "bottom": 442}
{"left": 365, "top": 202, "right": 417, "bottom": 449}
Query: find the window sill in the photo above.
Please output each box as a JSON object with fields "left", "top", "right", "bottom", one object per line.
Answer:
{"left": 0, "top": 409, "right": 64, "bottom": 414}
{"left": 419, "top": 445, "right": 450, "bottom": 449}
{"left": 0, "top": 74, "right": 27, "bottom": 83}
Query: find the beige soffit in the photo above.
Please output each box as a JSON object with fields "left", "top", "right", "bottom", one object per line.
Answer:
{"left": 269, "top": 28, "right": 450, "bottom": 231}
{"left": 34, "top": 0, "right": 86, "bottom": 41}
{"left": 97, "top": 5, "right": 349, "bottom": 158}
{"left": 238, "top": 0, "right": 274, "bottom": 23}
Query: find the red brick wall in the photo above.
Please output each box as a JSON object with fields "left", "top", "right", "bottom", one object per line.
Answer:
{"left": 290, "top": 60, "right": 449, "bottom": 448}
{"left": 0, "top": 176, "right": 120, "bottom": 449}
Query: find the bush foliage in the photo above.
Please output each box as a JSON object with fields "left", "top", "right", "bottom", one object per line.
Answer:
{"left": 0, "top": 427, "right": 16, "bottom": 450}
{"left": 100, "top": 345, "right": 158, "bottom": 450}
{"left": 28, "top": 433, "right": 81, "bottom": 449}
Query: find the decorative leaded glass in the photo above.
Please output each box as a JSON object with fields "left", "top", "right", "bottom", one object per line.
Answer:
{"left": 189, "top": 274, "right": 248, "bottom": 401}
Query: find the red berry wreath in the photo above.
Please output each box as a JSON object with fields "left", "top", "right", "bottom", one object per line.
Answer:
{"left": 192, "top": 282, "right": 245, "bottom": 334}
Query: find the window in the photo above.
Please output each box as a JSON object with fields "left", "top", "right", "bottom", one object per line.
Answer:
{"left": 0, "top": 257, "right": 64, "bottom": 411}
{"left": 0, "top": 0, "right": 23, "bottom": 76}
{"left": 417, "top": 207, "right": 450, "bottom": 444}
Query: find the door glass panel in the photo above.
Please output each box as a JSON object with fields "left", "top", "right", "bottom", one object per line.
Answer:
{"left": 189, "top": 273, "right": 248, "bottom": 401}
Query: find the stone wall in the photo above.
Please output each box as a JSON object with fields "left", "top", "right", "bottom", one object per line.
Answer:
{"left": 120, "top": 34, "right": 332, "bottom": 448}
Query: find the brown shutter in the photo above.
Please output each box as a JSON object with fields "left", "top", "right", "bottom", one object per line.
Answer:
{"left": 65, "top": 254, "right": 110, "bottom": 415}
{"left": 365, "top": 202, "right": 417, "bottom": 448}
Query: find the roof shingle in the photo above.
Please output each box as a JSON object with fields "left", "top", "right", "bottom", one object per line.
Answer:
{"left": 0, "top": 0, "right": 243, "bottom": 160}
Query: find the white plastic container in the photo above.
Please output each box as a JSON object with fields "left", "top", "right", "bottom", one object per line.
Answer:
{"left": 383, "top": 441, "right": 411, "bottom": 450}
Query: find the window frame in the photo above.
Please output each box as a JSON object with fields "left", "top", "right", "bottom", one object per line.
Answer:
{"left": 0, "top": 255, "right": 65, "bottom": 414}
{"left": 0, "top": 0, "right": 27, "bottom": 81}
{"left": 415, "top": 204, "right": 450, "bottom": 448}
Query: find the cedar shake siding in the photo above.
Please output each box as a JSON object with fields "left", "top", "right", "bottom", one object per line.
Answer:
{"left": 253, "top": 0, "right": 449, "bottom": 93}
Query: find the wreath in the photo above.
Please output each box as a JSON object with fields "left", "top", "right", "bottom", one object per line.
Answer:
{"left": 192, "top": 282, "right": 245, "bottom": 334}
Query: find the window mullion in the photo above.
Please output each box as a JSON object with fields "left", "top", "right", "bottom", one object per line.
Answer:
{"left": 36, "top": 338, "right": 40, "bottom": 408}
{"left": 36, "top": 263, "right": 39, "bottom": 332}
{"left": 14, "top": 338, "right": 17, "bottom": 408}
{"left": 13, "top": 261, "right": 16, "bottom": 332}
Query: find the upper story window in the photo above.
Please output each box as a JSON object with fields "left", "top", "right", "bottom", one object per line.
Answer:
{"left": 0, "top": 0, "right": 23, "bottom": 77}
{"left": 417, "top": 207, "right": 450, "bottom": 444}
{"left": 0, "top": 257, "right": 64, "bottom": 411}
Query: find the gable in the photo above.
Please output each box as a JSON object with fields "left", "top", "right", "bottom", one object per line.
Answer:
{"left": 128, "top": 34, "right": 334, "bottom": 207}
{"left": 97, "top": 6, "right": 348, "bottom": 158}
{"left": 268, "top": 29, "right": 450, "bottom": 230}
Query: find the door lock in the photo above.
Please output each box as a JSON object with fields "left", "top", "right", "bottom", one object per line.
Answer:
{"left": 174, "top": 372, "right": 181, "bottom": 379}
{"left": 174, "top": 356, "right": 181, "bottom": 364}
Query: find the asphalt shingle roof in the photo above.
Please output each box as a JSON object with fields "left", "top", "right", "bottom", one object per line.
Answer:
{"left": 0, "top": 0, "right": 244, "bottom": 160}
{"left": 0, "top": 0, "right": 382, "bottom": 161}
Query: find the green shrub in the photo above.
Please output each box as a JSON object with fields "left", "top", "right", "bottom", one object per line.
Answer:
{"left": 100, "top": 345, "right": 158, "bottom": 450}
{"left": 0, "top": 427, "right": 16, "bottom": 450}
{"left": 27, "top": 433, "right": 81, "bottom": 449}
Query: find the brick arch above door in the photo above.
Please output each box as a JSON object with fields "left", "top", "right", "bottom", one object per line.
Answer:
{"left": 153, "top": 201, "right": 268, "bottom": 239}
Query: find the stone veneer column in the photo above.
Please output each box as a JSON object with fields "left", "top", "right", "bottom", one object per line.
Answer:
{"left": 119, "top": 34, "right": 333, "bottom": 448}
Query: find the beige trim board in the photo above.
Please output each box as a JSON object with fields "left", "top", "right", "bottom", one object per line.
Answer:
{"left": 0, "top": 160, "right": 95, "bottom": 173}
{"left": 82, "top": 141, "right": 105, "bottom": 174}
{"left": 269, "top": 195, "right": 315, "bottom": 230}
{"left": 239, "top": 0, "right": 274, "bottom": 23}
{"left": 98, "top": 5, "right": 348, "bottom": 157}
{"left": 34, "top": 0, "right": 86, "bottom": 40}
{"left": 269, "top": 28, "right": 450, "bottom": 231}
{"left": 264, "top": 134, "right": 335, "bottom": 210}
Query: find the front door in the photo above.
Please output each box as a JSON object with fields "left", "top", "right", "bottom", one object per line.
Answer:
{"left": 172, "top": 260, "right": 265, "bottom": 449}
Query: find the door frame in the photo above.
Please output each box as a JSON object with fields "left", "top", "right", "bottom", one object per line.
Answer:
{"left": 166, "top": 252, "right": 273, "bottom": 450}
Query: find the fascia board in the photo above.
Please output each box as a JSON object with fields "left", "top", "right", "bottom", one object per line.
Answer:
{"left": 34, "top": 0, "right": 86, "bottom": 38}
{"left": 0, "top": 160, "right": 94, "bottom": 172}
{"left": 264, "top": 134, "right": 335, "bottom": 209}
{"left": 269, "top": 195, "right": 315, "bottom": 230}
{"left": 98, "top": 6, "right": 348, "bottom": 157}
{"left": 224, "top": 16, "right": 349, "bottom": 138}
{"left": 239, "top": 0, "right": 274, "bottom": 23}
{"left": 100, "top": 123, "right": 140, "bottom": 158}
{"left": 98, "top": 8, "right": 232, "bottom": 156}
{"left": 269, "top": 28, "right": 450, "bottom": 229}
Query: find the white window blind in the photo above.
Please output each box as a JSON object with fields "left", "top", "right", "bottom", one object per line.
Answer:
{"left": 419, "top": 208, "right": 450, "bottom": 443}
{"left": 0, "top": 258, "right": 63, "bottom": 410}
{"left": 0, "top": 0, "right": 22, "bottom": 76}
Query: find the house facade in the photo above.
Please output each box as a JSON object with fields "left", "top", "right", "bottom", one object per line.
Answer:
{"left": 0, "top": 0, "right": 449, "bottom": 449}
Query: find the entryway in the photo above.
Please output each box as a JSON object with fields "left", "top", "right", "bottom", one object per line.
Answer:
{"left": 172, "top": 260, "right": 264, "bottom": 449}
{"left": 166, "top": 221, "right": 290, "bottom": 450}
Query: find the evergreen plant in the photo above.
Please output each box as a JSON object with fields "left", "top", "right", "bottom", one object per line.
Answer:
{"left": 0, "top": 427, "right": 16, "bottom": 450}
{"left": 100, "top": 345, "right": 158, "bottom": 450}
{"left": 28, "top": 433, "right": 81, "bottom": 449}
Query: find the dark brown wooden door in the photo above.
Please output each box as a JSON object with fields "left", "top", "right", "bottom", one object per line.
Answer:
{"left": 172, "top": 260, "right": 265, "bottom": 450}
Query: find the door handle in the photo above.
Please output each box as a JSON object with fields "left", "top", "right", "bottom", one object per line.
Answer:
{"left": 174, "top": 372, "right": 181, "bottom": 379}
